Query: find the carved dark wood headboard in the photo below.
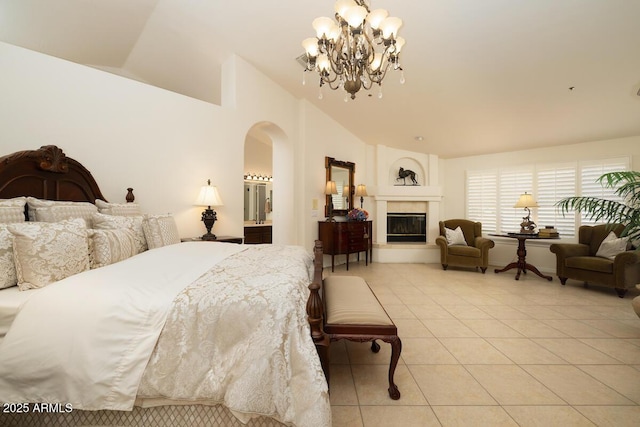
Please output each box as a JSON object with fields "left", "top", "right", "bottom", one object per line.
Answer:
{"left": 0, "top": 145, "right": 107, "bottom": 203}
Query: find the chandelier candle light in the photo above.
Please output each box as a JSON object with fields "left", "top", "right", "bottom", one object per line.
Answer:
{"left": 302, "top": 0, "right": 405, "bottom": 100}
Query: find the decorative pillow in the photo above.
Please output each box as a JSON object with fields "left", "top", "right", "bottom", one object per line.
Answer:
{"left": 88, "top": 228, "right": 139, "bottom": 269}
{"left": 0, "top": 225, "right": 17, "bottom": 289}
{"left": 596, "top": 231, "right": 627, "bottom": 260}
{"left": 445, "top": 226, "right": 468, "bottom": 246}
{"left": 0, "top": 197, "right": 27, "bottom": 207}
{"left": 34, "top": 204, "right": 98, "bottom": 228}
{"left": 95, "top": 199, "right": 142, "bottom": 217}
{"left": 142, "top": 214, "right": 180, "bottom": 249}
{"left": 8, "top": 218, "right": 90, "bottom": 290}
{"left": 0, "top": 207, "right": 26, "bottom": 223}
{"left": 26, "top": 197, "right": 95, "bottom": 221}
{"left": 92, "top": 213, "right": 147, "bottom": 253}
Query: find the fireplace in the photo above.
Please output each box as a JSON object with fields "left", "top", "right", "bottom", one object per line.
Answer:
{"left": 387, "top": 213, "right": 427, "bottom": 243}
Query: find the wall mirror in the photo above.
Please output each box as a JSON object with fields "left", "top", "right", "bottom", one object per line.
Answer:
{"left": 325, "top": 156, "right": 355, "bottom": 217}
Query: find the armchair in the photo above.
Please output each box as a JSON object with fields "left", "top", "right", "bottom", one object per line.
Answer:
{"left": 435, "top": 219, "right": 495, "bottom": 273}
{"left": 549, "top": 224, "right": 640, "bottom": 297}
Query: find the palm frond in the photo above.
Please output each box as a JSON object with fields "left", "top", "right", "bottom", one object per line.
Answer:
{"left": 556, "top": 170, "right": 640, "bottom": 241}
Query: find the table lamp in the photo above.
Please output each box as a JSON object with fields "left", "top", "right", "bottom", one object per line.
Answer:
{"left": 195, "top": 179, "right": 223, "bottom": 240}
{"left": 325, "top": 181, "right": 337, "bottom": 221}
{"left": 514, "top": 192, "right": 538, "bottom": 233}
{"left": 355, "top": 184, "right": 368, "bottom": 208}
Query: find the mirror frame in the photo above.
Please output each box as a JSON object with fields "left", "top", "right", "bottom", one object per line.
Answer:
{"left": 325, "top": 156, "right": 355, "bottom": 217}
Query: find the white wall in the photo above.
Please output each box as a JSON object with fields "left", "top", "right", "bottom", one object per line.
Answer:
{"left": 299, "top": 100, "right": 368, "bottom": 254}
{"left": 442, "top": 135, "right": 640, "bottom": 273}
{"left": 1, "top": 41, "right": 368, "bottom": 248}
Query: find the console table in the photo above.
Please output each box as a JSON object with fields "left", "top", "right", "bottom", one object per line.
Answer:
{"left": 491, "top": 233, "right": 556, "bottom": 281}
{"left": 318, "top": 221, "right": 373, "bottom": 272}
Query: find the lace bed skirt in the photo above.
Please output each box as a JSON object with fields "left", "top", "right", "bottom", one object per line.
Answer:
{"left": 2, "top": 404, "right": 287, "bottom": 427}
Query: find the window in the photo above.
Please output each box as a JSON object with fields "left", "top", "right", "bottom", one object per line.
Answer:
{"left": 466, "top": 157, "right": 629, "bottom": 238}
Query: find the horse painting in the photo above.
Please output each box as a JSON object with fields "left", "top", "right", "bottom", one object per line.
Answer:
{"left": 397, "top": 167, "right": 419, "bottom": 185}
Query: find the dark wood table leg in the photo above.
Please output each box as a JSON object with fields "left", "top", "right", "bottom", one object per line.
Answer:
{"left": 494, "top": 236, "right": 552, "bottom": 281}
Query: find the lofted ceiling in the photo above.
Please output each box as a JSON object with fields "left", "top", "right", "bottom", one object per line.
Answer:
{"left": 1, "top": 0, "right": 639, "bottom": 158}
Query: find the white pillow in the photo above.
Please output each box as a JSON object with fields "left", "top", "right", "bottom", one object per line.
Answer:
{"left": 34, "top": 204, "right": 98, "bottom": 228}
{"left": 93, "top": 212, "right": 147, "bottom": 253}
{"left": 142, "top": 214, "right": 180, "bottom": 249}
{"left": 596, "top": 231, "right": 627, "bottom": 260}
{"left": 0, "top": 197, "right": 27, "bottom": 207}
{"left": 0, "top": 206, "right": 26, "bottom": 223}
{"left": 95, "top": 199, "right": 142, "bottom": 217}
{"left": 445, "top": 226, "right": 468, "bottom": 246}
{"left": 0, "top": 225, "right": 17, "bottom": 289}
{"left": 88, "top": 228, "right": 139, "bottom": 269}
{"left": 8, "top": 218, "right": 90, "bottom": 290}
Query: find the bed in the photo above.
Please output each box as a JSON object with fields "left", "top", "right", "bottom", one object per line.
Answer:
{"left": 0, "top": 146, "right": 331, "bottom": 427}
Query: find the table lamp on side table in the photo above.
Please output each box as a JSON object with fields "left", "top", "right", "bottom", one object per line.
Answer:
{"left": 195, "top": 179, "right": 223, "bottom": 240}
{"left": 514, "top": 192, "right": 538, "bottom": 234}
{"left": 325, "top": 181, "right": 337, "bottom": 221}
{"left": 355, "top": 184, "right": 368, "bottom": 209}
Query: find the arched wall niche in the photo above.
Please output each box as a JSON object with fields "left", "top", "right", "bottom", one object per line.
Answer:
{"left": 243, "top": 121, "right": 295, "bottom": 245}
{"left": 388, "top": 157, "right": 426, "bottom": 186}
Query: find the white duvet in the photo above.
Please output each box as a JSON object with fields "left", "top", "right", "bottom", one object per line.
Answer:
{"left": 0, "top": 242, "right": 330, "bottom": 427}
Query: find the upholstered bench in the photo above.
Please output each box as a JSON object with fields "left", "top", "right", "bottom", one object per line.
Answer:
{"left": 323, "top": 275, "right": 402, "bottom": 400}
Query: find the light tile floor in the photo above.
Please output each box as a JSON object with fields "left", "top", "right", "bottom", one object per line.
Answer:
{"left": 326, "top": 262, "right": 640, "bottom": 427}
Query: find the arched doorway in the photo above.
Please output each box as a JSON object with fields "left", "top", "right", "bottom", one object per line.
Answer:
{"left": 243, "top": 122, "right": 295, "bottom": 245}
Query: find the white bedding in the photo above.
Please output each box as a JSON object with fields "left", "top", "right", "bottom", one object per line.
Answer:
{"left": 0, "top": 242, "right": 330, "bottom": 427}
{"left": 0, "top": 286, "right": 40, "bottom": 342}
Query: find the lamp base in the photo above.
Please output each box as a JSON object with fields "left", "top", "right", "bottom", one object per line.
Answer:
{"left": 519, "top": 216, "right": 537, "bottom": 234}
{"left": 201, "top": 232, "right": 217, "bottom": 241}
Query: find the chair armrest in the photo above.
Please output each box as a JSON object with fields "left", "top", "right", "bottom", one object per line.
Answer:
{"left": 549, "top": 243, "right": 589, "bottom": 258}
{"left": 474, "top": 237, "right": 495, "bottom": 250}
{"left": 435, "top": 236, "right": 448, "bottom": 251}
{"left": 613, "top": 250, "right": 640, "bottom": 266}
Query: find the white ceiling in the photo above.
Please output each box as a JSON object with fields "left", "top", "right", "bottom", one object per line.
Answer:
{"left": 1, "top": 0, "right": 639, "bottom": 158}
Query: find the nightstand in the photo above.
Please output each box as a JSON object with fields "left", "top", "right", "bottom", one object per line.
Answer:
{"left": 181, "top": 236, "right": 243, "bottom": 244}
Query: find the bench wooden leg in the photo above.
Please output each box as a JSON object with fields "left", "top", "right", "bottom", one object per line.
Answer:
{"left": 382, "top": 336, "right": 402, "bottom": 400}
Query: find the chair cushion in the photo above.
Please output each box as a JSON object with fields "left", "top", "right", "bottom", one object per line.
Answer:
{"left": 448, "top": 245, "right": 481, "bottom": 257}
{"left": 565, "top": 256, "right": 613, "bottom": 274}
{"left": 324, "top": 276, "right": 393, "bottom": 326}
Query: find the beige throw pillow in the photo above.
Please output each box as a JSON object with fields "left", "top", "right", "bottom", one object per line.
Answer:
{"left": 0, "top": 207, "right": 26, "bottom": 223}
{"left": 142, "top": 214, "right": 180, "bottom": 249}
{"left": 445, "top": 226, "right": 467, "bottom": 246}
{"left": 34, "top": 204, "right": 98, "bottom": 228}
{"left": 95, "top": 199, "right": 142, "bottom": 217}
{"left": 93, "top": 212, "right": 147, "bottom": 253}
{"left": 89, "top": 228, "right": 139, "bottom": 269}
{"left": 0, "top": 197, "right": 27, "bottom": 207}
{"left": 0, "top": 225, "right": 17, "bottom": 289}
{"left": 8, "top": 218, "right": 90, "bottom": 290}
{"left": 26, "top": 197, "right": 95, "bottom": 222}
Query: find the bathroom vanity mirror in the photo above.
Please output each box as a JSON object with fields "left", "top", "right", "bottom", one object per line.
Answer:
{"left": 244, "top": 182, "right": 272, "bottom": 223}
{"left": 325, "top": 156, "right": 355, "bottom": 217}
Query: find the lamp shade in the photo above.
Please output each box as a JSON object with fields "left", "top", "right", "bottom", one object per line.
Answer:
{"left": 355, "top": 184, "right": 368, "bottom": 197}
{"left": 325, "top": 181, "right": 338, "bottom": 195}
{"left": 195, "top": 181, "right": 223, "bottom": 207}
{"left": 514, "top": 192, "right": 538, "bottom": 209}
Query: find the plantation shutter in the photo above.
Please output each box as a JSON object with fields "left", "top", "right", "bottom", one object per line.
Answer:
{"left": 579, "top": 158, "right": 629, "bottom": 226}
{"left": 499, "top": 168, "right": 533, "bottom": 234}
{"left": 536, "top": 164, "right": 577, "bottom": 237}
{"left": 467, "top": 170, "right": 497, "bottom": 234}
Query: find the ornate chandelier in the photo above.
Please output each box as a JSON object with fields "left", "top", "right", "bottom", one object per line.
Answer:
{"left": 301, "top": 0, "right": 405, "bottom": 100}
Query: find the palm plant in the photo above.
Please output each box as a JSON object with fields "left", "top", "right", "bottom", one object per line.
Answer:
{"left": 556, "top": 171, "right": 640, "bottom": 244}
